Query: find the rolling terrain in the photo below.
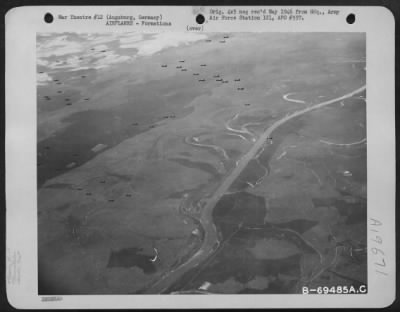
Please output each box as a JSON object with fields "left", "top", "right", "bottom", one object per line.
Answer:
{"left": 37, "top": 32, "right": 366, "bottom": 294}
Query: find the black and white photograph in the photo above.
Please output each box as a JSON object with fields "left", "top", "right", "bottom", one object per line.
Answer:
{"left": 5, "top": 5, "right": 395, "bottom": 309}
{"left": 36, "top": 32, "right": 367, "bottom": 295}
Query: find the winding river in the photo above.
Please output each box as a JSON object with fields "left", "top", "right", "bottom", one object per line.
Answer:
{"left": 144, "top": 85, "right": 366, "bottom": 293}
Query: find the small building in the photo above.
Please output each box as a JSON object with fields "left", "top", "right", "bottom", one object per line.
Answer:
{"left": 199, "top": 281, "right": 211, "bottom": 291}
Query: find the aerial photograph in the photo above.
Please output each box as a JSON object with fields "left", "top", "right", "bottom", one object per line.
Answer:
{"left": 37, "top": 32, "right": 367, "bottom": 294}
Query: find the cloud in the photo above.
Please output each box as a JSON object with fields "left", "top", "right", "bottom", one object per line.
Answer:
{"left": 37, "top": 35, "right": 83, "bottom": 57}
{"left": 36, "top": 32, "right": 205, "bottom": 73}
{"left": 44, "top": 55, "right": 83, "bottom": 70}
{"left": 125, "top": 32, "right": 207, "bottom": 56}
{"left": 37, "top": 72, "right": 52, "bottom": 85}
{"left": 86, "top": 33, "right": 119, "bottom": 45}
{"left": 93, "top": 52, "right": 132, "bottom": 69}
{"left": 119, "top": 33, "right": 144, "bottom": 48}
{"left": 37, "top": 58, "right": 49, "bottom": 67}
{"left": 93, "top": 44, "right": 108, "bottom": 51}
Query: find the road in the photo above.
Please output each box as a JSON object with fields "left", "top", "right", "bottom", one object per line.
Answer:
{"left": 144, "top": 85, "right": 366, "bottom": 293}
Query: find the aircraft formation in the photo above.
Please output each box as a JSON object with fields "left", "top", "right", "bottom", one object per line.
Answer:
{"left": 39, "top": 74, "right": 90, "bottom": 107}
{"left": 38, "top": 46, "right": 117, "bottom": 109}
{"left": 37, "top": 34, "right": 251, "bottom": 203}
{"left": 159, "top": 34, "right": 248, "bottom": 103}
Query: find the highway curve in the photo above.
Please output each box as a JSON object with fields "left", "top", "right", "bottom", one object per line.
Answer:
{"left": 144, "top": 85, "right": 366, "bottom": 293}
